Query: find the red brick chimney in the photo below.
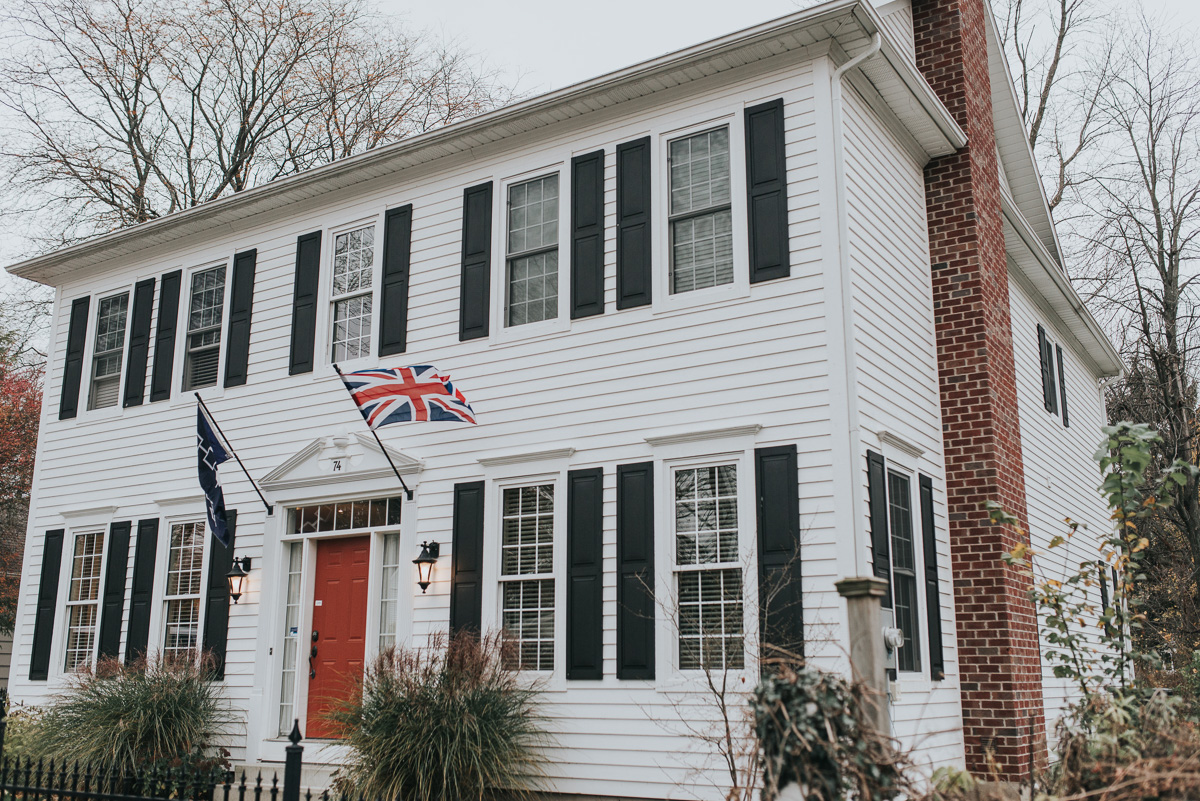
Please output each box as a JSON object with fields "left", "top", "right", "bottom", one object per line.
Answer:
{"left": 910, "top": 0, "right": 1048, "bottom": 779}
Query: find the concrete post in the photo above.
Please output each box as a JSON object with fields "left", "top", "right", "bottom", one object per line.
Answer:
{"left": 835, "top": 576, "right": 890, "bottom": 734}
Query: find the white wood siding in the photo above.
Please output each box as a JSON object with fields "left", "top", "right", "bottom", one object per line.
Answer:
{"left": 841, "top": 83, "right": 966, "bottom": 771}
{"left": 11, "top": 52, "right": 853, "bottom": 801}
{"left": 1008, "top": 272, "right": 1113, "bottom": 734}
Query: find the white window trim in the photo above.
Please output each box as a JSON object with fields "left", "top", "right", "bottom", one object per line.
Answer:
{"left": 481, "top": 468, "right": 567, "bottom": 691}
{"left": 160, "top": 520, "right": 210, "bottom": 661}
{"left": 320, "top": 215, "right": 384, "bottom": 370}
{"left": 653, "top": 111, "right": 751, "bottom": 316}
{"left": 173, "top": 258, "right": 233, "bottom": 402}
{"left": 653, "top": 448, "right": 758, "bottom": 690}
{"left": 59, "top": 528, "right": 110, "bottom": 673}
{"left": 874, "top": 446, "right": 930, "bottom": 685}
{"left": 489, "top": 161, "right": 570, "bottom": 344}
{"left": 77, "top": 284, "right": 135, "bottom": 421}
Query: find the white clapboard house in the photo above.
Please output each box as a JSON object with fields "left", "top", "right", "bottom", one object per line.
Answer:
{"left": 5, "top": 0, "right": 1121, "bottom": 797}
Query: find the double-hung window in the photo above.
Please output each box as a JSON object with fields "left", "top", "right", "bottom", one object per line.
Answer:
{"left": 163, "top": 522, "right": 206, "bottom": 660}
{"left": 64, "top": 531, "right": 105, "bottom": 671}
{"left": 331, "top": 225, "right": 375, "bottom": 362}
{"left": 506, "top": 175, "right": 559, "bottom": 327}
{"left": 183, "top": 266, "right": 226, "bottom": 391}
{"left": 500, "top": 484, "right": 555, "bottom": 670}
{"left": 674, "top": 464, "right": 744, "bottom": 670}
{"left": 887, "top": 471, "right": 921, "bottom": 673}
{"left": 668, "top": 127, "right": 733, "bottom": 294}
{"left": 88, "top": 292, "right": 129, "bottom": 410}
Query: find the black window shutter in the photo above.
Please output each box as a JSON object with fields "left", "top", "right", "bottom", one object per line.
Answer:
{"left": 1037, "top": 324, "right": 1058, "bottom": 414}
{"left": 125, "top": 518, "right": 159, "bottom": 664}
{"left": 58, "top": 297, "right": 91, "bottom": 420}
{"left": 122, "top": 279, "right": 156, "bottom": 407}
{"left": 202, "top": 509, "right": 235, "bottom": 680}
{"left": 150, "top": 270, "right": 182, "bottom": 402}
{"left": 616, "top": 138, "right": 652, "bottom": 309}
{"left": 867, "top": 450, "right": 892, "bottom": 608}
{"left": 616, "top": 461, "right": 655, "bottom": 679}
{"left": 755, "top": 445, "right": 803, "bottom": 662}
{"left": 379, "top": 205, "right": 414, "bottom": 356}
{"left": 459, "top": 183, "right": 493, "bottom": 341}
{"left": 30, "top": 529, "right": 65, "bottom": 680}
{"left": 1099, "top": 566, "right": 1109, "bottom": 610}
{"left": 1056, "top": 344, "right": 1069, "bottom": 427}
{"left": 223, "top": 249, "right": 257, "bottom": 388}
{"left": 744, "top": 98, "right": 790, "bottom": 283}
{"left": 919, "top": 475, "right": 946, "bottom": 681}
{"left": 567, "top": 467, "right": 604, "bottom": 679}
{"left": 96, "top": 521, "right": 132, "bottom": 660}
{"left": 450, "top": 481, "right": 485, "bottom": 636}
{"left": 571, "top": 150, "right": 606, "bottom": 319}
{"left": 289, "top": 232, "right": 322, "bottom": 375}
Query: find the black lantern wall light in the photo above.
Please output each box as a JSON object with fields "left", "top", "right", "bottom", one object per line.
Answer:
{"left": 414, "top": 541, "right": 440, "bottom": 593}
{"left": 226, "top": 557, "right": 252, "bottom": 604}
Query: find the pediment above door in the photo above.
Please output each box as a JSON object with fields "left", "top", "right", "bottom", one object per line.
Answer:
{"left": 261, "top": 431, "right": 422, "bottom": 498}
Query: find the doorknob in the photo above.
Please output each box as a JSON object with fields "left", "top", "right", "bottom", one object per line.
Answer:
{"left": 310, "top": 644, "right": 318, "bottom": 658}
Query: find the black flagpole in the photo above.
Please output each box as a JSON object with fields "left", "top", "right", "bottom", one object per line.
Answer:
{"left": 333, "top": 364, "right": 414, "bottom": 501}
{"left": 195, "top": 393, "right": 274, "bottom": 516}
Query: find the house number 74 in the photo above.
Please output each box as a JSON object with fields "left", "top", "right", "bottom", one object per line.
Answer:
{"left": 331, "top": 459, "right": 343, "bottom": 472}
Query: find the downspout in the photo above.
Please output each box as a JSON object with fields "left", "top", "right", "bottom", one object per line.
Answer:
{"left": 831, "top": 33, "right": 882, "bottom": 578}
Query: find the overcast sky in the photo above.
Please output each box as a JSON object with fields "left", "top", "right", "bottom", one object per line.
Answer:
{"left": 2, "top": 0, "right": 1197, "bottom": 279}
{"left": 383, "top": 0, "right": 1200, "bottom": 94}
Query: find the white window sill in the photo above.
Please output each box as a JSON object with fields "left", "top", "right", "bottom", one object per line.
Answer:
{"left": 652, "top": 281, "right": 751, "bottom": 317}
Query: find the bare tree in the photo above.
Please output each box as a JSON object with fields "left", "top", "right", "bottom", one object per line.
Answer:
{"left": 996, "top": 0, "right": 1114, "bottom": 211}
{"left": 0, "top": 0, "right": 515, "bottom": 249}
{"left": 1076, "top": 13, "right": 1200, "bottom": 607}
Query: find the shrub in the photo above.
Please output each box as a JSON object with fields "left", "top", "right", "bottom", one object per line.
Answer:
{"left": 328, "top": 631, "right": 549, "bottom": 801}
{"left": 752, "top": 664, "right": 915, "bottom": 801}
{"left": 25, "top": 655, "right": 232, "bottom": 775}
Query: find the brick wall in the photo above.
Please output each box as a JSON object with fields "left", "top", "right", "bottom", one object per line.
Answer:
{"left": 910, "top": 0, "right": 1048, "bottom": 778}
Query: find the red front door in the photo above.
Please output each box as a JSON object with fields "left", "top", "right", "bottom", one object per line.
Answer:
{"left": 307, "top": 535, "right": 370, "bottom": 738}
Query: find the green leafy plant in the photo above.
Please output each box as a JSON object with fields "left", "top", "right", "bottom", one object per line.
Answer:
{"left": 993, "top": 422, "right": 1197, "bottom": 700}
{"left": 752, "top": 664, "right": 915, "bottom": 801}
{"left": 19, "top": 655, "right": 232, "bottom": 776}
{"left": 328, "top": 631, "right": 550, "bottom": 801}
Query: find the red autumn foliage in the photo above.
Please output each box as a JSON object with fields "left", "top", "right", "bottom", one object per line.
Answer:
{"left": 0, "top": 343, "right": 42, "bottom": 633}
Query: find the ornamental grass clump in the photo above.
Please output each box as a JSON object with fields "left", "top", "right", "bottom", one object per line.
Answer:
{"left": 27, "top": 654, "right": 232, "bottom": 776}
{"left": 328, "top": 631, "right": 549, "bottom": 801}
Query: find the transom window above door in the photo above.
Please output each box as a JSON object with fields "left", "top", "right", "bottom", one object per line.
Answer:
{"left": 288, "top": 495, "right": 404, "bottom": 534}
{"left": 331, "top": 225, "right": 375, "bottom": 362}
{"left": 668, "top": 127, "right": 733, "bottom": 294}
{"left": 506, "top": 174, "right": 559, "bottom": 327}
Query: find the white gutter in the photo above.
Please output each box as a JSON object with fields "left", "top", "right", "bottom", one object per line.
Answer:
{"left": 831, "top": 33, "right": 883, "bottom": 578}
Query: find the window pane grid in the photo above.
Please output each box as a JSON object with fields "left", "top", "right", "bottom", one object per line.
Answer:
{"left": 89, "top": 293, "right": 129, "bottom": 410}
{"left": 888, "top": 472, "right": 921, "bottom": 673}
{"left": 678, "top": 569, "right": 744, "bottom": 671}
{"left": 673, "top": 464, "right": 744, "bottom": 671}
{"left": 669, "top": 127, "right": 733, "bottom": 294}
{"left": 278, "top": 542, "right": 303, "bottom": 736}
{"left": 506, "top": 175, "right": 559, "bottom": 326}
{"left": 163, "top": 522, "right": 205, "bottom": 661}
{"left": 184, "top": 266, "right": 225, "bottom": 391}
{"left": 289, "top": 496, "right": 404, "bottom": 535}
{"left": 379, "top": 533, "right": 400, "bottom": 652}
{"left": 65, "top": 531, "right": 105, "bottom": 671}
{"left": 500, "top": 484, "right": 555, "bottom": 671}
{"left": 331, "top": 226, "right": 375, "bottom": 361}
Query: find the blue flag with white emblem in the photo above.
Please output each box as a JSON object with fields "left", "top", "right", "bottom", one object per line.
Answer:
{"left": 197, "top": 407, "right": 231, "bottom": 546}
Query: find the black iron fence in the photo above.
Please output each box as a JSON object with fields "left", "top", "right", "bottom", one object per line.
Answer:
{"left": 0, "top": 694, "right": 314, "bottom": 801}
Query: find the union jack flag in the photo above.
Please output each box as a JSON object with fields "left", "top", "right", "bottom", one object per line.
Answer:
{"left": 338, "top": 365, "right": 476, "bottom": 429}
